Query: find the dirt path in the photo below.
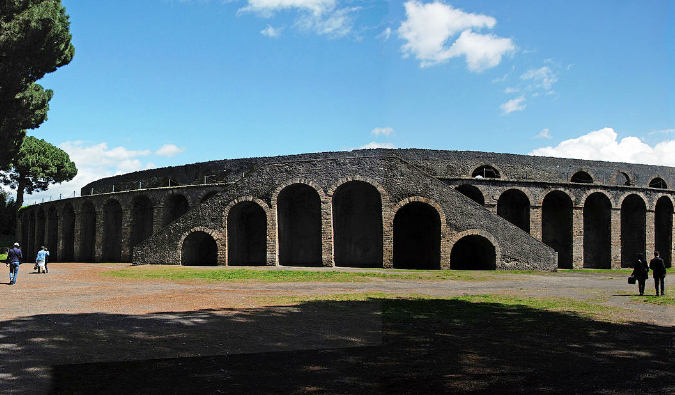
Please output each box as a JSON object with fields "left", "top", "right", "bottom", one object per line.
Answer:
{"left": 0, "top": 263, "right": 672, "bottom": 394}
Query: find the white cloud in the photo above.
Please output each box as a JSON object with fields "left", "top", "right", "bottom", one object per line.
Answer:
{"left": 530, "top": 127, "right": 675, "bottom": 166}
{"left": 376, "top": 27, "right": 391, "bottom": 41}
{"left": 534, "top": 128, "right": 551, "bottom": 139}
{"left": 521, "top": 66, "right": 557, "bottom": 92}
{"left": 239, "top": 0, "right": 356, "bottom": 37}
{"left": 358, "top": 142, "right": 395, "bottom": 149}
{"left": 261, "top": 24, "right": 283, "bottom": 37}
{"left": 156, "top": 144, "right": 186, "bottom": 157}
{"left": 371, "top": 126, "right": 394, "bottom": 137}
{"left": 500, "top": 96, "right": 526, "bottom": 115}
{"left": 398, "top": 1, "right": 515, "bottom": 70}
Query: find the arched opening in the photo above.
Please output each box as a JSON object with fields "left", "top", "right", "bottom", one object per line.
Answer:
{"left": 181, "top": 231, "right": 217, "bottom": 266}
{"left": 542, "top": 191, "right": 573, "bottom": 269}
{"left": 450, "top": 235, "right": 496, "bottom": 270}
{"left": 47, "top": 207, "right": 58, "bottom": 262}
{"left": 649, "top": 177, "right": 667, "bottom": 189}
{"left": 472, "top": 165, "right": 500, "bottom": 178}
{"left": 227, "top": 201, "right": 267, "bottom": 266}
{"left": 393, "top": 202, "right": 441, "bottom": 270}
{"left": 333, "top": 181, "right": 383, "bottom": 268}
{"left": 277, "top": 184, "right": 322, "bottom": 267}
{"left": 61, "top": 204, "right": 75, "bottom": 262}
{"left": 103, "top": 199, "right": 123, "bottom": 262}
{"left": 20, "top": 212, "right": 29, "bottom": 254}
{"left": 497, "top": 189, "right": 530, "bottom": 233}
{"left": 621, "top": 194, "right": 646, "bottom": 268}
{"left": 130, "top": 196, "right": 154, "bottom": 252}
{"left": 455, "top": 184, "right": 485, "bottom": 205}
{"left": 583, "top": 193, "right": 612, "bottom": 269}
{"left": 80, "top": 202, "right": 96, "bottom": 262}
{"left": 655, "top": 196, "right": 673, "bottom": 268}
{"left": 616, "top": 172, "right": 631, "bottom": 186}
{"left": 571, "top": 171, "right": 593, "bottom": 184}
{"left": 27, "top": 211, "right": 36, "bottom": 258}
{"left": 163, "top": 194, "right": 189, "bottom": 226}
{"left": 36, "top": 208, "right": 46, "bottom": 255}
{"left": 201, "top": 191, "right": 219, "bottom": 203}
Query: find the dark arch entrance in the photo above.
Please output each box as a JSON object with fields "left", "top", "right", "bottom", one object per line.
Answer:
{"left": 20, "top": 212, "right": 29, "bottom": 254}
{"left": 130, "top": 196, "right": 154, "bottom": 252}
{"left": 181, "top": 231, "right": 217, "bottom": 266}
{"left": 583, "top": 193, "right": 612, "bottom": 269}
{"left": 61, "top": 204, "right": 75, "bottom": 262}
{"left": 277, "top": 184, "right": 322, "bottom": 267}
{"left": 228, "top": 201, "right": 267, "bottom": 266}
{"left": 542, "top": 191, "right": 573, "bottom": 269}
{"left": 655, "top": 196, "right": 673, "bottom": 268}
{"left": 36, "top": 208, "right": 46, "bottom": 255}
{"left": 621, "top": 194, "right": 646, "bottom": 268}
{"left": 450, "top": 235, "right": 496, "bottom": 270}
{"left": 333, "top": 181, "right": 383, "bottom": 268}
{"left": 393, "top": 202, "right": 441, "bottom": 270}
{"left": 80, "top": 202, "right": 96, "bottom": 262}
{"left": 163, "top": 194, "right": 189, "bottom": 226}
{"left": 456, "top": 184, "right": 484, "bottom": 205}
{"left": 103, "top": 199, "right": 123, "bottom": 262}
{"left": 48, "top": 207, "right": 59, "bottom": 262}
{"left": 497, "top": 189, "right": 530, "bottom": 233}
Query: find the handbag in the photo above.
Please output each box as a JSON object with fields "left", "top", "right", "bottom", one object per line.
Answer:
{"left": 628, "top": 275, "right": 636, "bottom": 284}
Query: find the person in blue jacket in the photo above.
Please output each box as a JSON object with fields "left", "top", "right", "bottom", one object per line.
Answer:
{"left": 6, "top": 242, "right": 23, "bottom": 285}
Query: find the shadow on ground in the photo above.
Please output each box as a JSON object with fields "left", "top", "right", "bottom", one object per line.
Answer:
{"left": 0, "top": 298, "right": 673, "bottom": 394}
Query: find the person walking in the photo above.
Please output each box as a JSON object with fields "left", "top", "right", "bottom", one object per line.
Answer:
{"left": 35, "top": 246, "right": 48, "bottom": 274}
{"left": 6, "top": 242, "right": 23, "bottom": 285}
{"left": 649, "top": 251, "right": 667, "bottom": 296}
{"left": 43, "top": 247, "right": 50, "bottom": 273}
{"left": 632, "top": 253, "right": 649, "bottom": 296}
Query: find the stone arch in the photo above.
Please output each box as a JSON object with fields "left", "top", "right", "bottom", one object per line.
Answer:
{"left": 35, "top": 208, "right": 46, "bottom": 256}
{"left": 648, "top": 176, "right": 668, "bottom": 189}
{"left": 583, "top": 192, "right": 612, "bottom": 269}
{"left": 163, "top": 193, "right": 190, "bottom": 226}
{"left": 472, "top": 164, "right": 501, "bottom": 179}
{"left": 614, "top": 171, "right": 632, "bottom": 186}
{"left": 79, "top": 201, "right": 97, "bottom": 262}
{"left": 570, "top": 170, "right": 593, "bottom": 184}
{"left": 19, "top": 210, "right": 29, "bottom": 254}
{"left": 497, "top": 189, "right": 530, "bottom": 233}
{"left": 47, "top": 206, "right": 59, "bottom": 262}
{"left": 621, "top": 194, "right": 646, "bottom": 268}
{"left": 61, "top": 203, "right": 75, "bottom": 262}
{"left": 181, "top": 230, "right": 218, "bottom": 266}
{"left": 103, "top": 199, "right": 123, "bottom": 262}
{"left": 332, "top": 180, "right": 383, "bottom": 268}
{"left": 654, "top": 196, "right": 673, "bottom": 268}
{"left": 455, "top": 184, "right": 484, "bottom": 205}
{"left": 542, "top": 190, "right": 573, "bottom": 269}
{"left": 393, "top": 200, "right": 441, "bottom": 269}
{"left": 276, "top": 182, "right": 323, "bottom": 267}
{"left": 130, "top": 195, "right": 154, "bottom": 253}
{"left": 450, "top": 232, "right": 497, "bottom": 270}
{"left": 227, "top": 200, "right": 267, "bottom": 266}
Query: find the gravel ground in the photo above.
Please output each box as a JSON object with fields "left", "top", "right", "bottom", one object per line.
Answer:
{"left": 0, "top": 263, "right": 672, "bottom": 394}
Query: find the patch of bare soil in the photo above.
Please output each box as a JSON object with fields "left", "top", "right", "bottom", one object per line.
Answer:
{"left": 0, "top": 263, "right": 673, "bottom": 394}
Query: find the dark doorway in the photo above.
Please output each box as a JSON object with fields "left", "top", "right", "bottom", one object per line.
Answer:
{"left": 103, "top": 200, "right": 123, "bottom": 262}
{"left": 182, "top": 231, "right": 217, "bottom": 266}
{"left": 80, "top": 202, "right": 96, "bottom": 262}
{"left": 497, "top": 189, "right": 530, "bottom": 233}
{"left": 61, "top": 204, "right": 75, "bottom": 262}
{"left": 130, "top": 196, "right": 154, "bottom": 252}
{"left": 393, "top": 202, "right": 441, "bottom": 270}
{"left": 48, "top": 207, "right": 59, "bottom": 262}
{"left": 583, "top": 193, "right": 612, "bottom": 269}
{"left": 36, "top": 208, "right": 45, "bottom": 256}
{"left": 456, "top": 185, "right": 485, "bottom": 205}
{"left": 277, "top": 184, "right": 322, "bottom": 267}
{"left": 450, "top": 235, "right": 496, "bottom": 270}
{"left": 655, "top": 196, "right": 673, "bottom": 268}
{"left": 228, "top": 201, "right": 267, "bottom": 266}
{"left": 621, "top": 194, "right": 646, "bottom": 268}
{"left": 333, "top": 181, "right": 383, "bottom": 268}
{"left": 163, "top": 194, "right": 189, "bottom": 226}
{"left": 542, "top": 191, "right": 573, "bottom": 269}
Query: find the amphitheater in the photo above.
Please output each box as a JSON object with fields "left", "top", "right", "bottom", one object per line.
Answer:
{"left": 16, "top": 149, "right": 675, "bottom": 271}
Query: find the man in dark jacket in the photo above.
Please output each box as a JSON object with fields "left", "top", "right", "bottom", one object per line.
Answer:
{"left": 649, "top": 251, "right": 666, "bottom": 296}
{"left": 6, "top": 242, "right": 22, "bottom": 285}
{"left": 632, "top": 253, "right": 649, "bottom": 295}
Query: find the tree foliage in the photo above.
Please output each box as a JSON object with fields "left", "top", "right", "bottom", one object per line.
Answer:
{"left": 2, "top": 136, "right": 77, "bottom": 211}
{"left": 0, "top": 0, "right": 75, "bottom": 168}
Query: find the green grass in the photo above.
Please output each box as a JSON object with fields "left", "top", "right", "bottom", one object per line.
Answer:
{"left": 102, "top": 265, "right": 538, "bottom": 282}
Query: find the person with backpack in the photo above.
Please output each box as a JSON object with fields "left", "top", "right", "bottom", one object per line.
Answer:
{"left": 649, "top": 251, "right": 667, "bottom": 296}
{"left": 6, "top": 242, "right": 23, "bottom": 285}
{"left": 632, "top": 253, "right": 649, "bottom": 295}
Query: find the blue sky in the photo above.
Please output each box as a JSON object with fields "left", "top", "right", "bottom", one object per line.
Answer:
{"left": 14, "top": 0, "right": 675, "bottom": 204}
